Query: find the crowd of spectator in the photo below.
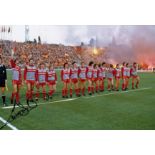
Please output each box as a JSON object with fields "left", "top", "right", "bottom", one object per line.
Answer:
{"left": 0, "top": 41, "right": 81, "bottom": 68}
{"left": 1, "top": 40, "right": 153, "bottom": 70}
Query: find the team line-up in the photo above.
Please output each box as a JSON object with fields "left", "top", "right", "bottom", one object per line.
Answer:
{"left": 0, "top": 54, "right": 140, "bottom": 107}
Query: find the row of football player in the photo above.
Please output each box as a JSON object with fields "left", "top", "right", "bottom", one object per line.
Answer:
{"left": 13, "top": 58, "right": 140, "bottom": 102}
{"left": 0, "top": 55, "right": 140, "bottom": 106}
{"left": 60, "top": 61, "right": 140, "bottom": 98}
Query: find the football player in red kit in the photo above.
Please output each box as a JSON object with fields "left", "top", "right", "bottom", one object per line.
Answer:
{"left": 10, "top": 53, "right": 22, "bottom": 105}
{"left": 121, "top": 62, "right": 126, "bottom": 91}
{"left": 92, "top": 64, "right": 99, "bottom": 93}
{"left": 36, "top": 62, "right": 48, "bottom": 100}
{"left": 47, "top": 63, "right": 57, "bottom": 99}
{"left": 61, "top": 62, "right": 70, "bottom": 98}
{"left": 78, "top": 62, "right": 87, "bottom": 96}
{"left": 114, "top": 64, "right": 121, "bottom": 91}
{"left": 70, "top": 62, "right": 80, "bottom": 97}
{"left": 98, "top": 64, "right": 104, "bottom": 92}
{"left": 101, "top": 62, "right": 106, "bottom": 91}
{"left": 24, "top": 58, "right": 37, "bottom": 103}
{"left": 86, "top": 61, "right": 94, "bottom": 95}
{"left": 131, "top": 62, "right": 140, "bottom": 89}
{"left": 124, "top": 63, "right": 131, "bottom": 90}
{"left": 107, "top": 64, "right": 115, "bottom": 91}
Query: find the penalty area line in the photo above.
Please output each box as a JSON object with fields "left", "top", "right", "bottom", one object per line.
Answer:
{"left": 2, "top": 87, "right": 152, "bottom": 110}
{"left": 0, "top": 116, "right": 18, "bottom": 130}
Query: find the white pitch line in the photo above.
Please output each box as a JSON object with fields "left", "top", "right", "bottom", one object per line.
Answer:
{"left": 2, "top": 98, "right": 77, "bottom": 109}
{"left": 0, "top": 116, "right": 18, "bottom": 130}
{"left": 2, "top": 87, "right": 152, "bottom": 110}
{"left": 84, "top": 87, "right": 152, "bottom": 98}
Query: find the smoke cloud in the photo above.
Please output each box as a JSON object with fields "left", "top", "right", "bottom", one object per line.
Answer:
{"left": 65, "top": 25, "right": 155, "bottom": 65}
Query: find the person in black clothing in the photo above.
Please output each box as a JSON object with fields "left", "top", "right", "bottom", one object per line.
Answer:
{"left": 0, "top": 56, "right": 7, "bottom": 106}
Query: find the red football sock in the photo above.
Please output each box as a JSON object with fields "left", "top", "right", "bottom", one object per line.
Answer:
{"left": 15, "top": 92, "right": 20, "bottom": 103}
{"left": 122, "top": 83, "right": 124, "bottom": 90}
{"left": 88, "top": 87, "right": 91, "bottom": 93}
{"left": 29, "top": 90, "right": 33, "bottom": 100}
{"left": 36, "top": 91, "right": 39, "bottom": 98}
{"left": 26, "top": 91, "right": 29, "bottom": 100}
{"left": 11, "top": 92, "right": 15, "bottom": 100}
{"left": 62, "top": 90, "right": 64, "bottom": 96}
{"left": 31, "top": 90, "right": 34, "bottom": 98}
{"left": 49, "top": 90, "right": 54, "bottom": 96}
{"left": 42, "top": 91, "right": 46, "bottom": 99}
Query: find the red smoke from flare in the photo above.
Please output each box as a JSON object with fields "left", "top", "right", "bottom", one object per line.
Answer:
{"left": 132, "top": 37, "right": 155, "bottom": 67}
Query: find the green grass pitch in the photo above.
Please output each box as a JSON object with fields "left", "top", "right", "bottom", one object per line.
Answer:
{"left": 0, "top": 71, "right": 155, "bottom": 130}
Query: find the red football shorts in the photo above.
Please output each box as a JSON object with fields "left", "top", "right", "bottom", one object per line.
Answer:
{"left": 38, "top": 83, "right": 46, "bottom": 87}
{"left": 108, "top": 78, "right": 113, "bottom": 81}
{"left": 87, "top": 78, "right": 92, "bottom": 81}
{"left": 132, "top": 75, "right": 138, "bottom": 79}
{"left": 115, "top": 76, "right": 121, "bottom": 80}
{"left": 98, "top": 77, "right": 103, "bottom": 81}
{"left": 48, "top": 81, "right": 56, "bottom": 85}
{"left": 26, "top": 80, "right": 35, "bottom": 85}
{"left": 79, "top": 79, "right": 86, "bottom": 82}
{"left": 71, "top": 79, "right": 78, "bottom": 84}
{"left": 124, "top": 76, "right": 130, "bottom": 79}
{"left": 12, "top": 80, "right": 21, "bottom": 85}
{"left": 92, "top": 78, "right": 98, "bottom": 82}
